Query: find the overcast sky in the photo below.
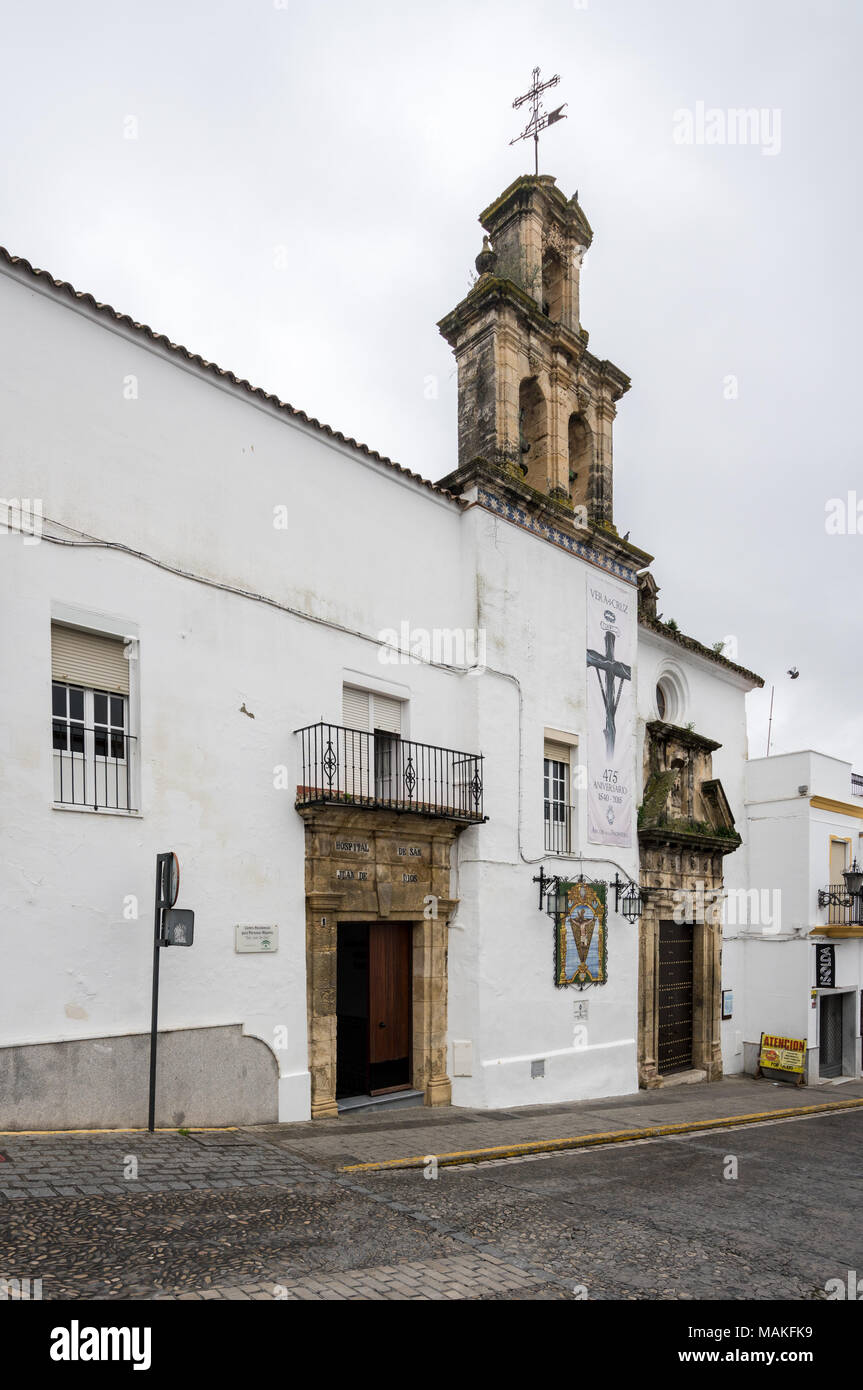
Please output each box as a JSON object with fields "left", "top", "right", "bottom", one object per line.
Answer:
{"left": 2, "top": 0, "right": 861, "bottom": 769}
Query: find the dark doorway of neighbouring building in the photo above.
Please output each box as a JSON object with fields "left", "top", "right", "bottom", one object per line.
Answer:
{"left": 819, "top": 993, "right": 844, "bottom": 1078}
{"left": 658, "top": 919, "right": 694, "bottom": 1074}
{"left": 336, "top": 922, "right": 412, "bottom": 1099}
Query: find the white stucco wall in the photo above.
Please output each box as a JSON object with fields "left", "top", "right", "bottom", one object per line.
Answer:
{"left": 0, "top": 263, "right": 477, "bottom": 1123}
{"left": 0, "top": 253, "right": 767, "bottom": 1123}
{"left": 448, "top": 504, "right": 641, "bottom": 1108}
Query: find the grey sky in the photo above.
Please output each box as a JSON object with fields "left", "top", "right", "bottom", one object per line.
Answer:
{"left": 2, "top": 0, "right": 860, "bottom": 767}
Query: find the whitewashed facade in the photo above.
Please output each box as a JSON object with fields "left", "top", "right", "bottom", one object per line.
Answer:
{"left": 0, "top": 178, "right": 763, "bottom": 1128}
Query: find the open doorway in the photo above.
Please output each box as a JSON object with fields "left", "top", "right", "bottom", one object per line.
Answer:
{"left": 336, "top": 922, "right": 412, "bottom": 1099}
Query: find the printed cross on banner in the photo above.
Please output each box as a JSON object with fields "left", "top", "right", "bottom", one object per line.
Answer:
{"left": 587, "top": 630, "right": 631, "bottom": 760}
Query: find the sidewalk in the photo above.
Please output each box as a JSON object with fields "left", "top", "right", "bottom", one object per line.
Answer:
{"left": 250, "top": 1074, "right": 863, "bottom": 1171}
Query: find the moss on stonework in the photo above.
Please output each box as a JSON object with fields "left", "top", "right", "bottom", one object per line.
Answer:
{"left": 637, "top": 808, "right": 741, "bottom": 847}
{"left": 638, "top": 770, "right": 678, "bottom": 826}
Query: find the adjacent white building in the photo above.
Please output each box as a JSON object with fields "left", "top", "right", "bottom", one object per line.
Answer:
{"left": 734, "top": 752, "right": 863, "bottom": 1083}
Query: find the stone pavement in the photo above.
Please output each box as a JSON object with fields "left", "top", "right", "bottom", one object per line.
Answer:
{"left": 248, "top": 1073, "right": 863, "bottom": 1170}
{"left": 150, "top": 1252, "right": 563, "bottom": 1301}
{"left": 0, "top": 1128, "right": 312, "bottom": 1200}
{"left": 2, "top": 1076, "right": 862, "bottom": 1301}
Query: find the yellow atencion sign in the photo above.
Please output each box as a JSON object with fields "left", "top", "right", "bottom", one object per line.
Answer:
{"left": 758, "top": 1033, "right": 806, "bottom": 1074}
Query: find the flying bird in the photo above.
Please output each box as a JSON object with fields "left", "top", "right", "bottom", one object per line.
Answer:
{"left": 787, "top": 667, "right": 799, "bottom": 680}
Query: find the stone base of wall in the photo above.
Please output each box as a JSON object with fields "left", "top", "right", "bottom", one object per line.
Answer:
{"left": 0, "top": 1024, "right": 279, "bottom": 1130}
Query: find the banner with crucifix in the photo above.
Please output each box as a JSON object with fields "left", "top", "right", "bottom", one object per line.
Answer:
{"left": 586, "top": 578, "right": 635, "bottom": 847}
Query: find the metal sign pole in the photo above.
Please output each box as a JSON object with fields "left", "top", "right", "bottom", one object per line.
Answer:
{"left": 146, "top": 852, "right": 192, "bottom": 1131}
{"left": 147, "top": 855, "right": 166, "bottom": 1133}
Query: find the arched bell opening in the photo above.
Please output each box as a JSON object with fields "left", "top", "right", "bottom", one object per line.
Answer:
{"left": 518, "top": 377, "right": 549, "bottom": 492}
{"left": 568, "top": 412, "right": 592, "bottom": 509}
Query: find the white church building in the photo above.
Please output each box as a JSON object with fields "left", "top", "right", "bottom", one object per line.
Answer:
{"left": 0, "top": 175, "right": 767, "bottom": 1129}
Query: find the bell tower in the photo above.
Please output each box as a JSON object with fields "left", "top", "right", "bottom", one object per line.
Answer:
{"left": 438, "top": 175, "right": 631, "bottom": 526}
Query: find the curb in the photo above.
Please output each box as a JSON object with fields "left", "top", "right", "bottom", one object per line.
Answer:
{"left": 338, "top": 1096, "right": 863, "bottom": 1172}
{"left": 0, "top": 1126, "right": 238, "bottom": 1137}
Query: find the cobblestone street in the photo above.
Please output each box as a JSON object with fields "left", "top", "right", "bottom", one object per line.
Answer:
{"left": 1, "top": 1079, "right": 861, "bottom": 1301}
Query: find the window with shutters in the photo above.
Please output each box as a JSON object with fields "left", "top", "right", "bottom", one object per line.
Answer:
{"left": 51, "top": 623, "right": 136, "bottom": 812}
{"left": 341, "top": 685, "right": 404, "bottom": 802}
{"left": 544, "top": 738, "right": 576, "bottom": 854}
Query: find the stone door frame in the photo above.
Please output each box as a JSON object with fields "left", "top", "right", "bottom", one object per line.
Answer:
{"left": 300, "top": 807, "right": 461, "bottom": 1119}
{"left": 638, "top": 842, "right": 725, "bottom": 1088}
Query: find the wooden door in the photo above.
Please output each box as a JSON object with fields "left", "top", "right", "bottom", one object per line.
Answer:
{"left": 658, "top": 920, "right": 694, "bottom": 1075}
{"left": 368, "top": 923, "right": 411, "bottom": 1093}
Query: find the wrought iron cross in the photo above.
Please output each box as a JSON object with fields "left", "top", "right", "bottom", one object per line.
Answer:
{"left": 587, "top": 630, "right": 632, "bottom": 761}
{"left": 510, "top": 66, "right": 567, "bottom": 175}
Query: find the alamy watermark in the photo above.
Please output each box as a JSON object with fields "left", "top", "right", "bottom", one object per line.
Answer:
{"left": 674, "top": 881, "right": 781, "bottom": 933}
{"left": 0, "top": 1277, "right": 42, "bottom": 1300}
{"left": 825, "top": 491, "right": 863, "bottom": 535}
{"left": 377, "top": 623, "right": 487, "bottom": 675}
{"left": 0, "top": 498, "right": 43, "bottom": 544}
{"left": 673, "top": 102, "right": 781, "bottom": 157}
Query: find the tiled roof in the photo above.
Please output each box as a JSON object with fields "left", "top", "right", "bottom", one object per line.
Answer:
{"left": 0, "top": 245, "right": 463, "bottom": 506}
{"left": 640, "top": 615, "right": 764, "bottom": 687}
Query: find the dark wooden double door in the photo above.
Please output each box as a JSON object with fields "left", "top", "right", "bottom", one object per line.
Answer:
{"left": 336, "top": 922, "right": 412, "bottom": 1098}
{"left": 658, "top": 920, "right": 694, "bottom": 1075}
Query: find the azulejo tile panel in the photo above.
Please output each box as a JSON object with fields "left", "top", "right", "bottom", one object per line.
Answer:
{"left": 477, "top": 488, "right": 637, "bottom": 585}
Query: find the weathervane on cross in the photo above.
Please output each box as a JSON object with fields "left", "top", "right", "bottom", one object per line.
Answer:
{"left": 510, "top": 66, "right": 567, "bottom": 175}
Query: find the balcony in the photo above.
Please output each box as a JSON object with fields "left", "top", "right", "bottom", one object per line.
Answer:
{"left": 817, "top": 881, "right": 863, "bottom": 936}
{"left": 295, "top": 722, "right": 485, "bottom": 823}
{"left": 544, "top": 801, "right": 576, "bottom": 854}
{"left": 852, "top": 772, "right": 863, "bottom": 798}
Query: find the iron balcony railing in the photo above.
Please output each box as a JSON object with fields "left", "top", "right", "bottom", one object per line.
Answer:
{"left": 818, "top": 883, "right": 863, "bottom": 927}
{"left": 295, "top": 722, "right": 485, "bottom": 822}
{"left": 52, "top": 724, "right": 137, "bottom": 812}
{"left": 544, "top": 801, "right": 576, "bottom": 854}
{"left": 852, "top": 772, "right": 863, "bottom": 798}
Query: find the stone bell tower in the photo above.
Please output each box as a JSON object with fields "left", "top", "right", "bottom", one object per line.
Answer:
{"left": 438, "top": 175, "right": 631, "bottom": 527}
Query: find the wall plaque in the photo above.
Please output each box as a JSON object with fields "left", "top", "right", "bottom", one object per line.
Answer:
{"left": 235, "top": 924, "right": 278, "bottom": 953}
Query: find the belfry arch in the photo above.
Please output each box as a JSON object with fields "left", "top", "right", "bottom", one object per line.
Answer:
{"left": 568, "top": 412, "right": 592, "bottom": 509}
{"left": 519, "top": 377, "right": 548, "bottom": 491}
{"left": 541, "top": 250, "right": 564, "bottom": 322}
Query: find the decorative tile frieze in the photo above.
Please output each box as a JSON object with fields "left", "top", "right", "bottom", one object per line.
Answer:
{"left": 477, "top": 487, "right": 637, "bottom": 584}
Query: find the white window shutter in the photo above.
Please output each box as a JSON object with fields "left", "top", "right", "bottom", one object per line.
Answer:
{"left": 372, "top": 694, "right": 402, "bottom": 735}
{"left": 51, "top": 625, "right": 129, "bottom": 695}
{"left": 544, "top": 740, "right": 571, "bottom": 764}
{"left": 342, "top": 685, "right": 371, "bottom": 731}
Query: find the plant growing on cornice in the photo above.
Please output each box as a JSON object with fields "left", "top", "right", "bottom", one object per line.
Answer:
{"left": 711, "top": 640, "right": 726, "bottom": 655}
{"left": 665, "top": 618, "right": 680, "bottom": 632}
{"left": 469, "top": 249, "right": 543, "bottom": 297}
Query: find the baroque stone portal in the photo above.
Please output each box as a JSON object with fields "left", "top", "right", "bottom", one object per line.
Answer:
{"left": 299, "top": 806, "right": 462, "bottom": 1119}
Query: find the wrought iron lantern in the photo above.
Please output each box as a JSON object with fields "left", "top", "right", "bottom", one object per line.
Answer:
{"left": 533, "top": 865, "right": 572, "bottom": 918}
{"left": 534, "top": 866, "right": 647, "bottom": 923}
{"left": 843, "top": 858, "right": 863, "bottom": 898}
{"left": 611, "top": 873, "right": 648, "bottom": 924}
